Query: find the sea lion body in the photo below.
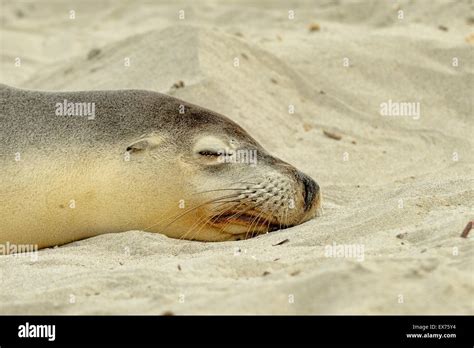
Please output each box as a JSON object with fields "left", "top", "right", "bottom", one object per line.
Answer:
{"left": 0, "top": 84, "right": 321, "bottom": 251}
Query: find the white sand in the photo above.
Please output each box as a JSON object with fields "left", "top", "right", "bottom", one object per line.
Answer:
{"left": 0, "top": 0, "right": 473, "bottom": 314}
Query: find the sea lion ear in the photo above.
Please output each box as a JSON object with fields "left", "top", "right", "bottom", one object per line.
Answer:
{"left": 126, "top": 135, "right": 163, "bottom": 153}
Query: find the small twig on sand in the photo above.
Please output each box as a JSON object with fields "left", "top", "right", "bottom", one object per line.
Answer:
{"left": 272, "top": 238, "right": 289, "bottom": 246}
{"left": 323, "top": 130, "right": 342, "bottom": 140}
{"left": 461, "top": 221, "right": 473, "bottom": 238}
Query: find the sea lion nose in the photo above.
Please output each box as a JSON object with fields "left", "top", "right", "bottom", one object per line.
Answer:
{"left": 297, "top": 171, "right": 320, "bottom": 212}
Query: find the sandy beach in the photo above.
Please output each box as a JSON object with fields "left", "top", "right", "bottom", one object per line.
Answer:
{"left": 0, "top": 0, "right": 473, "bottom": 314}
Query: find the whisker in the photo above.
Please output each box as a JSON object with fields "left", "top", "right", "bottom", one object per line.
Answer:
{"left": 244, "top": 210, "right": 267, "bottom": 240}
{"left": 219, "top": 198, "right": 267, "bottom": 228}
{"left": 178, "top": 201, "right": 245, "bottom": 243}
{"left": 186, "top": 203, "right": 243, "bottom": 242}
{"left": 222, "top": 198, "right": 271, "bottom": 239}
{"left": 192, "top": 187, "right": 255, "bottom": 195}
{"left": 234, "top": 181, "right": 258, "bottom": 186}
{"left": 264, "top": 202, "right": 283, "bottom": 233}
{"left": 178, "top": 196, "right": 256, "bottom": 243}
{"left": 143, "top": 193, "right": 242, "bottom": 232}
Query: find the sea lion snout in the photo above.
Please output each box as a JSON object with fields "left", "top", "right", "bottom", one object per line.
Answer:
{"left": 295, "top": 170, "right": 321, "bottom": 216}
{"left": 298, "top": 171, "right": 320, "bottom": 212}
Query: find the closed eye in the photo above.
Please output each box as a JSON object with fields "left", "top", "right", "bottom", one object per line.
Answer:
{"left": 198, "top": 150, "right": 222, "bottom": 157}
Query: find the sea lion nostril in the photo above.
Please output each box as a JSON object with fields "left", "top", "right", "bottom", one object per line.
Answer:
{"left": 297, "top": 172, "right": 318, "bottom": 212}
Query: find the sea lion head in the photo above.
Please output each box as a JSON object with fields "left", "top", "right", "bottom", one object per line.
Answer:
{"left": 124, "top": 99, "right": 321, "bottom": 241}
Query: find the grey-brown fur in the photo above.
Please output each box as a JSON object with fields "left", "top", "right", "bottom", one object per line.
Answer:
{"left": 0, "top": 84, "right": 262, "bottom": 156}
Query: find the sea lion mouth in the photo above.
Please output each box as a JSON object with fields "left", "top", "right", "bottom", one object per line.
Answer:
{"left": 210, "top": 211, "right": 282, "bottom": 232}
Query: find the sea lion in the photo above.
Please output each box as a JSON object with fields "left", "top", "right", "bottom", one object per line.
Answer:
{"left": 0, "top": 84, "right": 321, "bottom": 251}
